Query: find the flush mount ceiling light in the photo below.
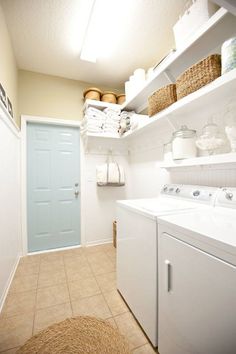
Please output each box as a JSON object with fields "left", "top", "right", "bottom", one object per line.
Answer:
{"left": 80, "top": 0, "right": 125, "bottom": 63}
{"left": 80, "top": 0, "right": 97, "bottom": 62}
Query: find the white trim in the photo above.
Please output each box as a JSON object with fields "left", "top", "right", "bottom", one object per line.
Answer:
{"left": 21, "top": 117, "right": 27, "bottom": 255}
{"left": 22, "top": 114, "right": 81, "bottom": 127}
{"left": 85, "top": 237, "right": 113, "bottom": 247}
{"left": 0, "top": 100, "right": 20, "bottom": 138}
{"left": 80, "top": 135, "right": 86, "bottom": 246}
{"left": 0, "top": 255, "right": 21, "bottom": 313}
{"left": 27, "top": 244, "right": 83, "bottom": 256}
{"left": 21, "top": 115, "right": 83, "bottom": 255}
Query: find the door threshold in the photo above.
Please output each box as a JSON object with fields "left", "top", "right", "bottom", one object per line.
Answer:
{"left": 27, "top": 244, "right": 82, "bottom": 256}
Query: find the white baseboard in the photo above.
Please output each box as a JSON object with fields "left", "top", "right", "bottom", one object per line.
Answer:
{"left": 85, "top": 237, "right": 113, "bottom": 247}
{"left": 27, "top": 244, "right": 82, "bottom": 256}
{"left": 0, "top": 254, "right": 21, "bottom": 313}
{"left": 27, "top": 239, "right": 113, "bottom": 255}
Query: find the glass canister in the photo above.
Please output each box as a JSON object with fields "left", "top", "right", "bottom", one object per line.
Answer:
{"left": 172, "top": 125, "right": 197, "bottom": 160}
{"left": 224, "top": 103, "right": 236, "bottom": 152}
{"left": 221, "top": 37, "right": 236, "bottom": 75}
{"left": 196, "top": 119, "right": 226, "bottom": 155}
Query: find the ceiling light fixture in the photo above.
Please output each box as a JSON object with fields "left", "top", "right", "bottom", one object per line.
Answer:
{"left": 80, "top": 0, "right": 97, "bottom": 62}
{"left": 80, "top": 0, "right": 121, "bottom": 63}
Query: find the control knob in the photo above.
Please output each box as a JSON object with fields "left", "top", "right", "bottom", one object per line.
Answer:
{"left": 225, "top": 191, "right": 233, "bottom": 200}
{"left": 193, "top": 190, "right": 200, "bottom": 197}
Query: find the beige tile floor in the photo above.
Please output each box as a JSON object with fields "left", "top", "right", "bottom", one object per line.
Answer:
{"left": 0, "top": 243, "right": 157, "bottom": 353}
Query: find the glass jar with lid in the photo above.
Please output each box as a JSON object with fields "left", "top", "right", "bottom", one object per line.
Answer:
{"left": 221, "top": 37, "right": 236, "bottom": 75}
{"left": 172, "top": 125, "right": 197, "bottom": 160}
{"left": 224, "top": 103, "right": 236, "bottom": 153}
{"left": 196, "top": 119, "right": 226, "bottom": 155}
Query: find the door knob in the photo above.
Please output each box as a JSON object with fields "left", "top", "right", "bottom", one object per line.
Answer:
{"left": 74, "top": 190, "right": 79, "bottom": 198}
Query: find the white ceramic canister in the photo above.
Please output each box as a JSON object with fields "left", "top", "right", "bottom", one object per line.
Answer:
{"left": 125, "top": 81, "right": 132, "bottom": 101}
{"left": 129, "top": 72, "right": 144, "bottom": 96}
{"left": 221, "top": 37, "right": 236, "bottom": 75}
{"left": 129, "top": 75, "right": 138, "bottom": 97}
{"left": 133, "top": 68, "right": 146, "bottom": 81}
{"left": 146, "top": 67, "right": 154, "bottom": 81}
{"left": 172, "top": 125, "right": 197, "bottom": 160}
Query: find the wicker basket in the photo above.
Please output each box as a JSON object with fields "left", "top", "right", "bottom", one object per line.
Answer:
{"left": 101, "top": 91, "right": 117, "bottom": 104}
{"left": 83, "top": 87, "right": 102, "bottom": 101}
{"left": 117, "top": 94, "right": 126, "bottom": 105}
{"left": 176, "top": 54, "right": 221, "bottom": 100}
{"left": 113, "top": 221, "right": 117, "bottom": 248}
{"left": 148, "top": 84, "right": 177, "bottom": 116}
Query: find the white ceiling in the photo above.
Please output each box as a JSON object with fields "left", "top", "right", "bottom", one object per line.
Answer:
{"left": 1, "top": 0, "right": 187, "bottom": 89}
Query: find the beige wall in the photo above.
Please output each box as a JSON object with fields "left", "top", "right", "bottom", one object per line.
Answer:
{"left": 18, "top": 70, "right": 121, "bottom": 124}
{"left": 0, "top": 5, "right": 18, "bottom": 125}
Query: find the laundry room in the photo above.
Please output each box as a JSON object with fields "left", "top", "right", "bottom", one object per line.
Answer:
{"left": 0, "top": 0, "right": 235, "bottom": 353}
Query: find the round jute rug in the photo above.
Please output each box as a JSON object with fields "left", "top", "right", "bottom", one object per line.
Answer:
{"left": 17, "top": 316, "right": 131, "bottom": 354}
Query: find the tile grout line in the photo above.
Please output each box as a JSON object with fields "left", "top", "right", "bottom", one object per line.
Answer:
{"left": 32, "top": 253, "right": 41, "bottom": 335}
{"left": 84, "top": 249, "right": 115, "bottom": 319}
{"left": 63, "top": 250, "right": 75, "bottom": 317}
{"left": 86, "top": 250, "right": 123, "bottom": 321}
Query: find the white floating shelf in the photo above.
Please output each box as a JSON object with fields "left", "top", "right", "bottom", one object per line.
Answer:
{"left": 82, "top": 69, "right": 236, "bottom": 142}
{"left": 123, "top": 68, "right": 236, "bottom": 140}
{"left": 123, "top": 8, "right": 236, "bottom": 113}
{"left": 83, "top": 99, "right": 122, "bottom": 112}
{"left": 160, "top": 153, "right": 236, "bottom": 169}
{"left": 84, "top": 132, "right": 120, "bottom": 139}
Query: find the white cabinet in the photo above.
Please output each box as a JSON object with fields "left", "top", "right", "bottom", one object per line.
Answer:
{"left": 158, "top": 232, "right": 236, "bottom": 354}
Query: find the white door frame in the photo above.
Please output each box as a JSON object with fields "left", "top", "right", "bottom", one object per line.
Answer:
{"left": 21, "top": 115, "right": 85, "bottom": 255}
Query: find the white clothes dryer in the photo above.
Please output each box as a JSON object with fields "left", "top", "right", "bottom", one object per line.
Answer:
{"left": 157, "top": 187, "right": 236, "bottom": 354}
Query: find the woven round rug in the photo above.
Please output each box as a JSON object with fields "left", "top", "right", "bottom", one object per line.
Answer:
{"left": 17, "top": 316, "right": 131, "bottom": 354}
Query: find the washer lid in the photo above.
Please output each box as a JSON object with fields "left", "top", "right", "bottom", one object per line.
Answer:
{"left": 116, "top": 197, "right": 203, "bottom": 219}
{"left": 158, "top": 209, "right": 236, "bottom": 265}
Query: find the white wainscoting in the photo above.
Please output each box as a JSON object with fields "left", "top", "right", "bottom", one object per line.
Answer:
{"left": 0, "top": 103, "right": 21, "bottom": 311}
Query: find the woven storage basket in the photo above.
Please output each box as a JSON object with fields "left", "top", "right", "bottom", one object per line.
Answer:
{"left": 176, "top": 54, "right": 221, "bottom": 100}
{"left": 101, "top": 91, "right": 117, "bottom": 104}
{"left": 148, "top": 84, "right": 177, "bottom": 117}
{"left": 83, "top": 87, "right": 102, "bottom": 101}
{"left": 117, "top": 94, "right": 126, "bottom": 105}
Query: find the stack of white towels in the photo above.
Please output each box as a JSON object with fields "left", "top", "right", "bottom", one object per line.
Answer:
{"left": 103, "top": 107, "right": 121, "bottom": 135}
{"left": 81, "top": 107, "right": 121, "bottom": 136}
{"left": 81, "top": 107, "right": 106, "bottom": 134}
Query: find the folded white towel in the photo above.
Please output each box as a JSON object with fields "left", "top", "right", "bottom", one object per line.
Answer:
{"left": 104, "top": 107, "right": 121, "bottom": 115}
{"left": 104, "top": 123, "right": 120, "bottom": 129}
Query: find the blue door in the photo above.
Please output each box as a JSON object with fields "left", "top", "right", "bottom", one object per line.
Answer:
{"left": 27, "top": 123, "right": 80, "bottom": 252}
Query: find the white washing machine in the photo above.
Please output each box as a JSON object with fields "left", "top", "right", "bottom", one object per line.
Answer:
{"left": 116, "top": 184, "right": 219, "bottom": 347}
{"left": 157, "top": 187, "right": 236, "bottom": 354}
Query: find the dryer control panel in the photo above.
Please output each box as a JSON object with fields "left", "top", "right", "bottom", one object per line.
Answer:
{"left": 215, "top": 188, "right": 236, "bottom": 209}
{"left": 161, "top": 184, "right": 219, "bottom": 205}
